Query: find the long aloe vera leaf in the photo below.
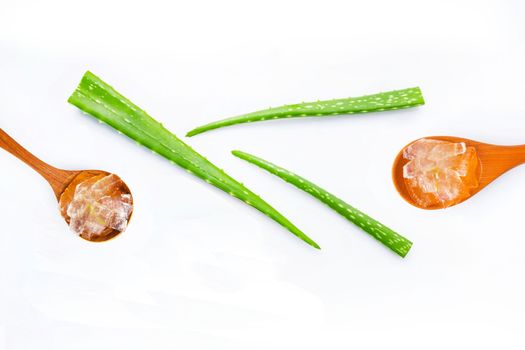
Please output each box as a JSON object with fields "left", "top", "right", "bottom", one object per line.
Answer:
{"left": 68, "top": 71, "right": 319, "bottom": 249}
{"left": 232, "top": 150, "right": 412, "bottom": 257}
{"left": 186, "top": 87, "right": 424, "bottom": 136}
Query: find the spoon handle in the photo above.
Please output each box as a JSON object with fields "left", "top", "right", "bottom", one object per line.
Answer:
{"left": 0, "top": 128, "right": 74, "bottom": 197}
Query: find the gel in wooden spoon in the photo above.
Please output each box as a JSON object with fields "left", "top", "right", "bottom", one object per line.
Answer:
{"left": 0, "top": 128, "right": 133, "bottom": 241}
{"left": 392, "top": 136, "right": 525, "bottom": 209}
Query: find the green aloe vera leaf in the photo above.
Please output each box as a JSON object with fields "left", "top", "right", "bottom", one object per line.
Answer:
{"left": 232, "top": 150, "right": 412, "bottom": 257}
{"left": 186, "top": 87, "right": 424, "bottom": 136}
{"left": 68, "top": 71, "right": 319, "bottom": 249}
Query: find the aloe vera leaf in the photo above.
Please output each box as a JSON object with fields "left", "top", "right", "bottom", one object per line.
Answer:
{"left": 68, "top": 71, "right": 319, "bottom": 249}
{"left": 186, "top": 87, "right": 424, "bottom": 136}
{"left": 232, "top": 150, "right": 412, "bottom": 257}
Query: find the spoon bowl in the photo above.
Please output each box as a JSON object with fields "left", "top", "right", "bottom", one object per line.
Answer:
{"left": 392, "top": 136, "right": 525, "bottom": 209}
{"left": 0, "top": 128, "right": 133, "bottom": 241}
{"left": 57, "top": 170, "right": 133, "bottom": 242}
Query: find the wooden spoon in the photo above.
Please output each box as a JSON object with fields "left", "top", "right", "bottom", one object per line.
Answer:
{"left": 392, "top": 136, "right": 525, "bottom": 209}
{"left": 0, "top": 128, "right": 133, "bottom": 241}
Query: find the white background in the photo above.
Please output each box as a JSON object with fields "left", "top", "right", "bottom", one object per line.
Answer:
{"left": 1, "top": 0, "right": 525, "bottom": 349}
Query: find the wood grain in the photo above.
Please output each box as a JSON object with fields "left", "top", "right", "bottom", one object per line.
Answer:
{"left": 0, "top": 128, "right": 79, "bottom": 198}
